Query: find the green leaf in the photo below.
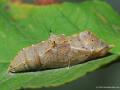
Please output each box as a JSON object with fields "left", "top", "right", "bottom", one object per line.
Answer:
{"left": 0, "top": 0, "right": 120, "bottom": 90}
{"left": 0, "top": 55, "right": 119, "bottom": 90}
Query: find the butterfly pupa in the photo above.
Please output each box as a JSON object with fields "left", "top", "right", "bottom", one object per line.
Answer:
{"left": 8, "top": 31, "right": 111, "bottom": 73}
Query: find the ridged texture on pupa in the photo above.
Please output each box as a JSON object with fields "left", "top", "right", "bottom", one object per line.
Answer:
{"left": 8, "top": 31, "right": 111, "bottom": 73}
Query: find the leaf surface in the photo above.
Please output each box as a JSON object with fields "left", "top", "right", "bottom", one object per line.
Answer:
{"left": 0, "top": 0, "right": 120, "bottom": 90}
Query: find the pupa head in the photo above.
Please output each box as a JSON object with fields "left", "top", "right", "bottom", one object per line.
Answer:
{"left": 79, "top": 30, "right": 112, "bottom": 58}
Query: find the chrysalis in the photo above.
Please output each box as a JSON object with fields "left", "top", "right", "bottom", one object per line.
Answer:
{"left": 8, "top": 31, "right": 111, "bottom": 73}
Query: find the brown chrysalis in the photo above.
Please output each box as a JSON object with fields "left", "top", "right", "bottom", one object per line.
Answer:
{"left": 8, "top": 31, "right": 111, "bottom": 73}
